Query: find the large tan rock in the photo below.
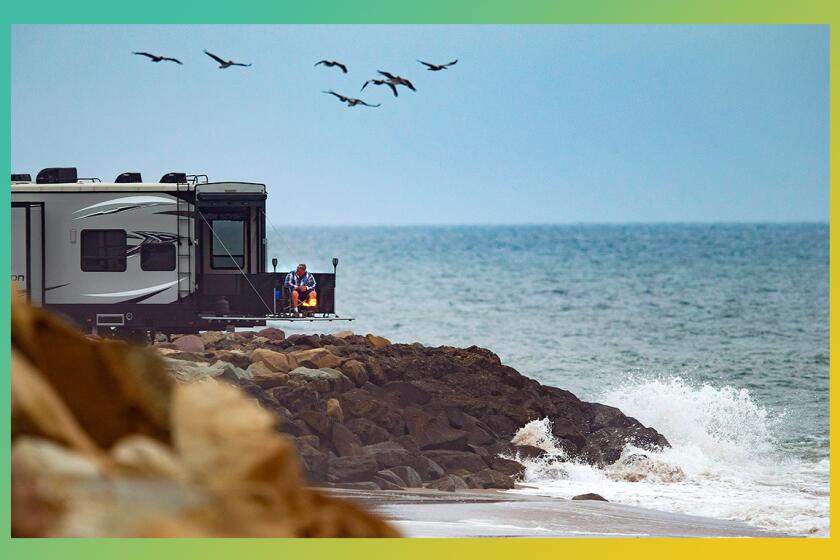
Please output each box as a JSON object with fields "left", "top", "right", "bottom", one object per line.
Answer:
{"left": 339, "top": 359, "right": 369, "bottom": 387}
{"left": 250, "top": 348, "right": 296, "bottom": 372}
{"left": 171, "top": 380, "right": 299, "bottom": 492}
{"left": 111, "top": 435, "right": 186, "bottom": 481}
{"left": 199, "top": 331, "right": 227, "bottom": 347}
{"left": 172, "top": 334, "right": 205, "bottom": 353}
{"left": 246, "top": 361, "right": 290, "bottom": 389}
{"left": 333, "top": 330, "right": 355, "bottom": 339}
{"left": 365, "top": 334, "right": 391, "bottom": 349}
{"left": 288, "top": 347, "right": 343, "bottom": 369}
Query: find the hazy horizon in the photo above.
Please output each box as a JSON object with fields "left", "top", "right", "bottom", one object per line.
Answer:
{"left": 12, "top": 24, "right": 828, "bottom": 225}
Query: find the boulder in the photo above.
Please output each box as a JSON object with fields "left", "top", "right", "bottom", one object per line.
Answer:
{"left": 341, "top": 389, "right": 390, "bottom": 419}
{"left": 412, "top": 455, "right": 446, "bottom": 481}
{"left": 572, "top": 493, "right": 608, "bottom": 502}
{"left": 327, "top": 454, "right": 379, "bottom": 483}
{"left": 164, "top": 358, "right": 246, "bottom": 383}
{"left": 365, "top": 334, "right": 391, "bottom": 349}
{"left": 250, "top": 348, "right": 296, "bottom": 373}
{"left": 511, "top": 444, "right": 548, "bottom": 461}
{"left": 373, "top": 476, "right": 404, "bottom": 491}
{"left": 333, "top": 331, "right": 355, "bottom": 339}
{"left": 257, "top": 327, "right": 286, "bottom": 342}
{"left": 490, "top": 457, "right": 525, "bottom": 478}
{"left": 288, "top": 367, "right": 353, "bottom": 393}
{"left": 361, "top": 441, "right": 413, "bottom": 470}
{"left": 211, "top": 350, "right": 251, "bottom": 370}
{"left": 331, "top": 422, "right": 362, "bottom": 457}
{"left": 297, "top": 410, "right": 333, "bottom": 439}
{"left": 199, "top": 331, "right": 227, "bottom": 348}
{"left": 427, "top": 474, "right": 469, "bottom": 492}
{"left": 421, "top": 450, "right": 487, "bottom": 474}
{"left": 288, "top": 348, "right": 343, "bottom": 370}
{"left": 375, "top": 468, "right": 407, "bottom": 488}
{"left": 246, "top": 361, "right": 290, "bottom": 389}
{"left": 344, "top": 418, "right": 391, "bottom": 446}
{"left": 404, "top": 407, "right": 468, "bottom": 451}
{"left": 463, "top": 469, "right": 515, "bottom": 490}
{"left": 389, "top": 465, "right": 422, "bottom": 488}
{"left": 339, "top": 360, "right": 369, "bottom": 387}
{"left": 285, "top": 334, "right": 321, "bottom": 348}
{"left": 172, "top": 334, "right": 205, "bottom": 354}
{"left": 382, "top": 381, "right": 431, "bottom": 407}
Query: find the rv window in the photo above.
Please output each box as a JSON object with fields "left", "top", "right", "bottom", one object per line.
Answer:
{"left": 141, "top": 243, "right": 176, "bottom": 271}
{"left": 81, "top": 230, "right": 127, "bottom": 272}
{"left": 211, "top": 219, "right": 245, "bottom": 269}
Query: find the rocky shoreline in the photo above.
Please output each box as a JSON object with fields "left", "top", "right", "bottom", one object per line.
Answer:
{"left": 160, "top": 329, "right": 670, "bottom": 492}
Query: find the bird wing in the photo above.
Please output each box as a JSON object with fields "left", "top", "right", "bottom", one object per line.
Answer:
{"left": 387, "top": 82, "right": 398, "bottom": 97}
{"left": 231, "top": 62, "right": 251, "bottom": 67}
{"left": 446, "top": 59, "right": 458, "bottom": 67}
{"left": 337, "top": 62, "right": 348, "bottom": 73}
{"left": 323, "top": 90, "right": 348, "bottom": 102}
{"left": 204, "top": 50, "right": 226, "bottom": 64}
{"left": 403, "top": 78, "right": 417, "bottom": 91}
{"left": 315, "top": 60, "right": 327, "bottom": 66}
{"left": 133, "top": 52, "right": 155, "bottom": 59}
{"left": 417, "top": 60, "right": 435, "bottom": 69}
{"left": 378, "top": 70, "right": 396, "bottom": 79}
{"left": 361, "top": 100, "right": 381, "bottom": 107}
{"left": 361, "top": 80, "right": 371, "bottom": 91}
{"left": 164, "top": 57, "right": 183, "bottom": 64}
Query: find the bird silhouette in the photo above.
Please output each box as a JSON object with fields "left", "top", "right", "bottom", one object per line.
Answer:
{"left": 377, "top": 71, "right": 416, "bottom": 91}
{"left": 418, "top": 59, "right": 458, "bottom": 71}
{"left": 315, "top": 60, "right": 348, "bottom": 73}
{"left": 204, "top": 50, "right": 252, "bottom": 68}
{"left": 133, "top": 52, "right": 182, "bottom": 64}
{"left": 323, "top": 90, "right": 380, "bottom": 107}
{"left": 361, "top": 79, "right": 399, "bottom": 97}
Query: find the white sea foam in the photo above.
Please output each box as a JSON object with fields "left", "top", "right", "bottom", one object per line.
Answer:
{"left": 507, "top": 376, "right": 830, "bottom": 537}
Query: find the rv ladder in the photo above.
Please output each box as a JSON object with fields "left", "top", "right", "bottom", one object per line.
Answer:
{"left": 175, "top": 181, "right": 193, "bottom": 300}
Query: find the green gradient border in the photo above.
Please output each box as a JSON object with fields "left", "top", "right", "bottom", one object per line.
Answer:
{"left": 2, "top": 1, "right": 837, "bottom": 558}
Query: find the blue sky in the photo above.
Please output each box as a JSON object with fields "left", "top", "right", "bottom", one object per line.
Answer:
{"left": 11, "top": 25, "right": 828, "bottom": 225}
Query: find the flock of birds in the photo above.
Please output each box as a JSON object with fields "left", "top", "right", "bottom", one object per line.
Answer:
{"left": 132, "top": 50, "right": 457, "bottom": 108}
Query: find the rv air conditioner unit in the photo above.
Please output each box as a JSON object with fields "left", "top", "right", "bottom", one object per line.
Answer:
{"left": 115, "top": 172, "right": 143, "bottom": 183}
{"left": 36, "top": 167, "right": 78, "bottom": 184}
{"left": 160, "top": 172, "right": 187, "bottom": 184}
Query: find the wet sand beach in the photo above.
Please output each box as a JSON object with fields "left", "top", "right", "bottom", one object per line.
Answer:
{"left": 329, "top": 488, "right": 791, "bottom": 538}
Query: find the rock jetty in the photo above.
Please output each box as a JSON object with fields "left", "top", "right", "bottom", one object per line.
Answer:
{"left": 161, "top": 329, "right": 669, "bottom": 491}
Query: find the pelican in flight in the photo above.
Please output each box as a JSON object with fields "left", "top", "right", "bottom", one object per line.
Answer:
{"left": 204, "top": 50, "right": 252, "bottom": 68}
{"left": 323, "top": 90, "right": 380, "bottom": 107}
{"left": 315, "top": 60, "right": 348, "bottom": 73}
{"left": 377, "top": 71, "right": 416, "bottom": 91}
{"left": 361, "top": 78, "right": 399, "bottom": 97}
{"left": 133, "top": 52, "right": 182, "bottom": 64}
{"left": 418, "top": 59, "right": 458, "bottom": 71}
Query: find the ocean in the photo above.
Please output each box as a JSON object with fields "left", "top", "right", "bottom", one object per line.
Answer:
{"left": 267, "top": 223, "right": 829, "bottom": 536}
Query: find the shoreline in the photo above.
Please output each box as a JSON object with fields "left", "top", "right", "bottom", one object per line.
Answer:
{"left": 327, "top": 487, "right": 792, "bottom": 538}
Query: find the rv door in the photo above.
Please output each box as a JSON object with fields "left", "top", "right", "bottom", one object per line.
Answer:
{"left": 12, "top": 202, "right": 44, "bottom": 305}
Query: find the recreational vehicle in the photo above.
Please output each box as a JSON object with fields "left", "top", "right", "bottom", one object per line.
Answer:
{"left": 11, "top": 168, "right": 346, "bottom": 336}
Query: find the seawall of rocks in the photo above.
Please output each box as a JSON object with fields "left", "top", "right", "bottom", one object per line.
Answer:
{"left": 160, "top": 329, "right": 669, "bottom": 491}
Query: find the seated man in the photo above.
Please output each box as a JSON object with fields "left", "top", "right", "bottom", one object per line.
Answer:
{"left": 284, "top": 263, "right": 317, "bottom": 313}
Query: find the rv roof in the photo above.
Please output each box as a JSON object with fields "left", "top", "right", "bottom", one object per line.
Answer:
{"left": 10, "top": 181, "right": 266, "bottom": 193}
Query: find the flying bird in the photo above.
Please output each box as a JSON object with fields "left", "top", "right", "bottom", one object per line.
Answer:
{"left": 323, "top": 90, "right": 380, "bottom": 107}
{"left": 377, "top": 71, "right": 416, "bottom": 91}
{"left": 315, "top": 60, "right": 348, "bottom": 73}
{"left": 361, "top": 78, "right": 399, "bottom": 97}
{"left": 133, "top": 52, "right": 182, "bottom": 64}
{"left": 204, "top": 50, "right": 251, "bottom": 68}
{"left": 418, "top": 59, "right": 458, "bottom": 71}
